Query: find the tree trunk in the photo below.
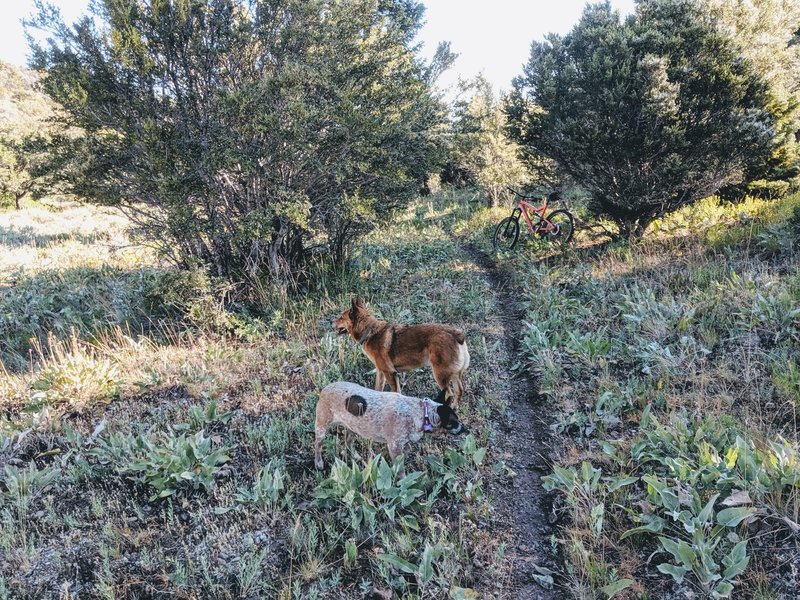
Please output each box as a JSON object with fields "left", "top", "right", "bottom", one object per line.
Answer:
{"left": 617, "top": 216, "right": 649, "bottom": 240}
{"left": 617, "top": 219, "right": 635, "bottom": 239}
{"left": 15, "top": 193, "right": 23, "bottom": 210}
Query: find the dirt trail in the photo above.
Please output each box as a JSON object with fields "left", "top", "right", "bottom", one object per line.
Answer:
{"left": 466, "top": 243, "right": 558, "bottom": 599}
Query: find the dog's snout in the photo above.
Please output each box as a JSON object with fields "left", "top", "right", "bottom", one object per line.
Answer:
{"left": 449, "top": 423, "right": 467, "bottom": 435}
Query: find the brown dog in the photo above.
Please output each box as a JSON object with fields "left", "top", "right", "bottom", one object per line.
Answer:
{"left": 314, "top": 381, "right": 465, "bottom": 474}
{"left": 333, "top": 298, "right": 470, "bottom": 406}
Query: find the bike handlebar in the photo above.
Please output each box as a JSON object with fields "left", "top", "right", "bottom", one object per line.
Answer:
{"left": 506, "top": 186, "right": 536, "bottom": 199}
{"left": 507, "top": 187, "right": 562, "bottom": 203}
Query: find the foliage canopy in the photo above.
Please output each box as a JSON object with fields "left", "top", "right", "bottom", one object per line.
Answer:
{"left": 703, "top": 0, "right": 800, "bottom": 201}
{"left": 29, "top": 0, "right": 448, "bottom": 286}
{"left": 448, "top": 76, "right": 530, "bottom": 207}
{"left": 507, "top": 0, "right": 778, "bottom": 237}
{"left": 0, "top": 61, "right": 62, "bottom": 209}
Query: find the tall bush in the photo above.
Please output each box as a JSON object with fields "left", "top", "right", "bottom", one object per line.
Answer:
{"left": 703, "top": 0, "right": 800, "bottom": 200}
{"left": 507, "top": 0, "right": 777, "bottom": 238}
{"left": 0, "top": 61, "right": 64, "bottom": 209}
{"left": 29, "top": 0, "right": 447, "bottom": 286}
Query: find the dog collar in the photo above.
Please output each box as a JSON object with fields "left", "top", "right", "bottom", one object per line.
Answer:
{"left": 357, "top": 325, "right": 373, "bottom": 345}
{"left": 421, "top": 398, "right": 433, "bottom": 432}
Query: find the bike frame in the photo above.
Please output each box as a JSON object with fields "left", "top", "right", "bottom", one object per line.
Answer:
{"left": 510, "top": 198, "right": 557, "bottom": 234}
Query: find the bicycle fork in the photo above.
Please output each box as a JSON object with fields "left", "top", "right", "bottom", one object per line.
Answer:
{"left": 505, "top": 207, "right": 522, "bottom": 235}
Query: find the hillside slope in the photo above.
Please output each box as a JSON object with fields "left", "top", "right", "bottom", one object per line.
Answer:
{"left": 1, "top": 192, "right": 797, "bottom": 599}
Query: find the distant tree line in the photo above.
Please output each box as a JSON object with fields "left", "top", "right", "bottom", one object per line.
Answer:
{"left": 0, "top": 61, "right": 68, "bottom": 209}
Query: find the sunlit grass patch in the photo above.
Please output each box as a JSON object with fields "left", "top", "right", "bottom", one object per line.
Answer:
{"left": 0, "top": 200, "right": 150, "bottom": 274}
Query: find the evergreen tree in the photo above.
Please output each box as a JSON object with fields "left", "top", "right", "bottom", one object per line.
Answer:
{"left": 703, "top": 0, "right": 800, "bottom": 200}
{"left": 28, "top": 0, "right": 448, "bottom": 286}
{"left": 449, "top": 75, "right": 529, "bottom": 207}
{"left": 507, "top": 0, "right": 777, "bottom": 237}
{"left": 0, "top": 61, "right": 61, "bottom": 209}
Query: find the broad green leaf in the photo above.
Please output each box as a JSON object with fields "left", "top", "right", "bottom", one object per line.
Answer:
{"left": 659, "top": 537, "right": 695, "bottom": 567}
{"left": 620, "top": 518, "right": 665, "bottom": 539}
{"left": 601, "top": 441, "right": 618, "bottom": 458}
{"left": 600, "top": 578, "right": 634, "bottom": 598}
{"left": 722, "top": 541, "right": 749, "bottom": 580}
{"left": 640, "top": 403, "right": 651, "bottom": 428}
{"left": 362, "top": 458, "right": 374, "bottom": 483}
{"left": 605, "top": 475, "right": 638, "bottom": 492}
{"left": 644, "top": 474, "right": 679, "bottom": 511}
{"left": 712, "top": 581, "right": 734, "bottom": 598}
{"left": 722, "top": 556, "right": 749, "bottom": 581}
{"left": 378, "top": 553, "right": 416, "bottom": 574}
{"left": 724, "top": 540, "right": 747, "bottom": 565}
{"left": 376, "top": 459, "right": 393, "bottom": 491}
{"left": 581, "top": 461, "right": 601, "bottom": 487}
{"left": 543, "top": 464, "right": 577, "bottom": 492}
{"left": 420, "top": 544, "right": 435, "bottom": 583}
{"left": 698, "top": 493, "right": 720, "bottom": 525}
{"left": 461, "top": 434, "right": 477, "bottom": 455}
{"left": 591, "top": 503, "right": 605, "bottom": 535}
{"left": 657, "top": 563, "right": 689, "bottom": 583}
{"left": 716, "top": 507, "right": 755, "bottom": 528}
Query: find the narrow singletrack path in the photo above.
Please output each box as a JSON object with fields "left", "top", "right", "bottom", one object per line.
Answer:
{"left": 466, "top": 243, "right": 557, "bottom": 599}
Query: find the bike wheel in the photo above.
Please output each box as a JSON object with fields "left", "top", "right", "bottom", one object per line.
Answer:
{"left": 493, "top": 216, "right": 520, "bottom": 251}
{"left": 544, "top": 209, "right": 574, "bottom": 245}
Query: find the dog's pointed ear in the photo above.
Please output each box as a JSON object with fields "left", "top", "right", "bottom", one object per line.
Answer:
{"left": 350, "top": 297, "right": 365, "bottom": 320}
{"left": 349, "top": 297, "right": 360, "bottom": 321}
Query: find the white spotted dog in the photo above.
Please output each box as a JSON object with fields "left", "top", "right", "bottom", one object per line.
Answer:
{"left": 314, "top": 381, "right": 466, "bottom": 476}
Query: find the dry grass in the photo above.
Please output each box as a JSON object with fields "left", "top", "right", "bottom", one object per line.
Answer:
{"left": 0, "top": 199, "right": 151, "bottom": 276}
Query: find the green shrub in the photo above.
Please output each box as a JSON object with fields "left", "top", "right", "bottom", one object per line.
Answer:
{"left": 234, "top": 458, "right": 289, "bottom": 512}
{"left": 314, "top": 456, "right": 427, "bottom": 534}
{"left": 1, "top": 462, "right": 61, "bottom": 515}
{"left": 89, "top": 428, "right": 232, "bottom": 500}
{"left": 29, "top": 336, "right": 120, "bottom": 411}
{"left": 32, "top": 0, "right": 448, "bottom": 285}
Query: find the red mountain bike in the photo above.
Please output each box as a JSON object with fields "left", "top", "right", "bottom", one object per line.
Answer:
{"left": 493, "top": 188, "right": 574, "bottom": 251}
